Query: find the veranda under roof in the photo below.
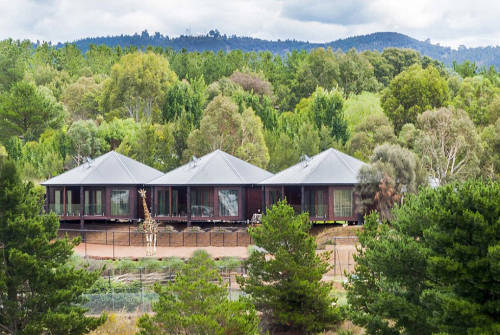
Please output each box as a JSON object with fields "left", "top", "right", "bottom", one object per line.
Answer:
{"left": 148, "top": 149, "right": 273, "bottom": 186}
{"left": 260, "top": 148, "right": 367, "bottom": 185}
{"left": 41, "top": 151, "right": 164, "bottom": 186}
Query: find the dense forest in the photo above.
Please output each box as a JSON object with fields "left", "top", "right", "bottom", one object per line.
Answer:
{"left": 0, "top": 37, "right": 499, "bottom": 218}
{"left": 1, "top": 35, "right": 500, "bottom": 335}
{"left": 52, "top": 31, "right": 500, "bottom": 67}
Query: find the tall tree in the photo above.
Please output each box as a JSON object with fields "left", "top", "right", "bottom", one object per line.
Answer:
{"left": 101, "top": 52, "right": 177, "bottom": 122}
{"left": 337, "top": 49, "right": 381, "bottom": 95}
{"left": 0, "top": 39, "right": 31, "bottom": 91}
{"left": 62, "top": 76, "right": 103, "bottom": 121}
{"left": 349, "top": 114, "right": 396, "bottom": 161}
{"left": 238, "top": 201, "right": 342, "bottom": 334}
{"left": 161, "top": 78, "right": 206, "bottom": 127}
{"left": 67, "top": 120, "right": 105, "bottom": 166}
{"left": 357, "top": 143, "right": 425, "bottom": 220}
{"left": 346, "top": 180, "right": 500, "bottom": 335}
{"left": 308, "top": 87, "right": 348, "bottom": 144}
{"left": 381, "top": 64, "right": 449, "bottom": 132}
{"left": 452, "top": 76, "right": 499, "bottom": 126}
{"left": 0, "top": 81, "right": 65, "bottom": 143}
{"left": 415, "top": 107, "right": 481, "bottom": 185}
{"left": 185, "top": 96, "right": 269, "bottom": 167}
{"left": 137, "top": 250, "right": 259, "bottom": 335}
{"left": 0, "top": 157, "right": 105, "bottom": 334}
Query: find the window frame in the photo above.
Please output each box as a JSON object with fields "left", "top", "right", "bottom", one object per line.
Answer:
{"left": 217, "top": 188, "right": 240, "bottom": 218}
{"left": 110, "top": 189, "right": 130, "bottom": 217}
{"left": 333, "top": 189, "right": 353, "bottom": 218}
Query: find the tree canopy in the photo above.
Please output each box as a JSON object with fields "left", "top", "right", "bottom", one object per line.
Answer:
{"left": 347, "top": 179, "right": 500, "bottom": 335}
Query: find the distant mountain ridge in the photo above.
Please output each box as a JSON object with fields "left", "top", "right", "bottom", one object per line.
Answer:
{"left": 56, "top": 31, "right": 500, "bottom": 68}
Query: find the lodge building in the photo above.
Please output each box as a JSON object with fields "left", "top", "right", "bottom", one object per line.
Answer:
{"left": 41, "top": 148, "right": 366, "bottom": 228}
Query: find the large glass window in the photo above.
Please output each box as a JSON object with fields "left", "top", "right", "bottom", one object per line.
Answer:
{"left": 157, "top": 190, "right": 170, "bottom": 216}
{"left": 66, "top": 190, "right": 72, "bottom": 215}
{"left": 304, "top": 189, "right": 327, "bottom": 218}
{"left": 111, "top": 190, "right": 129, "bottom": 216}
{"left": 191, "top": 188, "right": 213, "bottom": 217}
{"left": 172, "top": 190, "right": 179, "bottom": 216}
{"left": 334, "top": 189, "right": 353, "bottom": 217}
{"left": 218, "top": 189, "right": 239, "bottom": 217}
{"left": 54, "top": 189, "right": 62, "bottom": 215}
{"left": 85, "top": 189, "right": 103, "bottom": 216}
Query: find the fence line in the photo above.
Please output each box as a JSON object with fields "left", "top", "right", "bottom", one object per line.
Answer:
{"left": 58, "top": 228, "right": 253, "bottom": 248}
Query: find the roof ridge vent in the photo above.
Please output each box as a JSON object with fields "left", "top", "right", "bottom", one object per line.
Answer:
{"left": 300, "top": 154, "right": 312, "bottom": 168}
{"left": 190, "top": 155, "right": 200, "bottom": 168}
{"left": 85, "top": 157, "right": 93, "bottom": 169}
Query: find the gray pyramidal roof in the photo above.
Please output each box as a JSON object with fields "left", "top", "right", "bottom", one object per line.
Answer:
{"left": 41, "top": 151, "right": 164, "bottom": 186}
{"left": 148, "top": 150, "right": 273, "bottom": 185}
{"left": 260, "top": 148, "right": 367, "bottom": 185}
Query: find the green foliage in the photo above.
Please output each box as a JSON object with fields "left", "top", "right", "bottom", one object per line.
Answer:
{"left": 309, "top": 87, "right": 349, "bottom": 144}
{"left": 0, "top": 157, "right": 105, "bottom": 334}
{"left": 186, "top": 95, "right": 269, "bottom": 168}
{"left": 415, "top": 107, "right": 481, "bottom": 184}
{"left": 343, "top": 92, "right": 385, "bottom": 133}
{"left": 239, "top": 201, "right": 342, "bottom": 334}
{"left": 452, "top": 76, "right": 500, "bottom": 126}
{"left": 101, "top": 52, "right": 177, "bottom": 122}
{"left": 67, "top": 120, "right": 106, "bottom": 165}
{"left": 62, "top": 76, "right": 103, "bottom": 121}
{"left": 162, "top": 77, "right": 206, "bottom": 127}
{"left": 137, "top": 250, "right": 259, "bottom": 335}
{"left": 480, "top": 118, "right": 500, "bottom": 179}
{"left": 337, "top": 49, "right": 381, "bottom": 95}
{"left": 357, "top": 143, "right": 425, "bottom": 220}
{"left": 0, "top": 81, "right": 65, "bottom": 143}
{"left": 348, "top": 114, "right": 396, "bottom": 161}
{"left": 0, "top": 39, "right": 31, "bottom": 91}
{"left": 346, "top": 180, "right": 500, "bottom": 335}
{"left": 381, "top": 64, "right": 449, "bottom": 132}
{"left": 117, "top": 122, "right": 177, "bottom": 171}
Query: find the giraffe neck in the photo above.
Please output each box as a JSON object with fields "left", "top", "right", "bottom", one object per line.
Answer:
{"left": 142, "top": 197, "right": 151, "bottom": 221}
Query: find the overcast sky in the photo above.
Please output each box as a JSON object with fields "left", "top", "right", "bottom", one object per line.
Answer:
{"left": 0, "top": 0, "right": 498, "bottom": 48}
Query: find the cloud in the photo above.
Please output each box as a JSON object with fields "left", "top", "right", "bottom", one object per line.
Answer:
{"left": 0, "top": 0, "right": 498, "bottom": 48}
{"left": 281, "top": 0, "right": 378, "bottom": 26}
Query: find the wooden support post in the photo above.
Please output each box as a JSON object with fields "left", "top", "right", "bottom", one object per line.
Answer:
{"left": 301, "top": 185, "right": 305, "bottom": 213}
{"left": 169, "top": 186, "right": 172, "bottom": 217}
{"left": 240, "top": 186, "right": 245, "bottom": 221}
{"left": 261, "top": 186, "right": 266, "bottom": 213}
{"left": 79, "top": 186, "right": 84, "bottom": 239}
{"left": 150, "top": 186, "right": 155, "bottom": 217}
{"left": 63, "top": 186, "right": 66, "bottom": 217}
{"left": 187, "top": 186, "right": 191, "bottom": 227}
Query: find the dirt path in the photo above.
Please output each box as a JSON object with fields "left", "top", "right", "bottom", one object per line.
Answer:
{"left": 74, "top": 243, "right": 249, "bottom": 259}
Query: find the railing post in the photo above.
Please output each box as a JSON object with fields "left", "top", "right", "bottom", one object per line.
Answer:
{"left": 105, "top": 231, "right": 108, "bottom": 245}
{"left": 128, "top": 226, "right": 131, "bottom": 246}
{"left": 139, "top": 267, "right": 144, "bottom": 313}
{"left": 112, "top": 232, "right": 115, "bottom": 259}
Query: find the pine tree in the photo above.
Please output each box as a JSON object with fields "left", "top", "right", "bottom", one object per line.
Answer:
{"left": 0, "top": 157, "right": 105, "bottom": 334}
{"left": 137, "top": 250, "right": 259, "bottom": 335}
{"left": 238, "top": 200, "right": 342, "bottom": 334}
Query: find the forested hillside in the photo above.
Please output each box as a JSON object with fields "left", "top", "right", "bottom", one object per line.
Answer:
{"left": 53, "top": 31, "right": 500, "bottom": 67}
{"left": 0, "top": 39, "right": 499, "bottom": 207}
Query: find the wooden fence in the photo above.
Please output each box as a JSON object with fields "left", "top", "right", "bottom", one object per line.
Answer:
{"left": 58, "top": 228, "right": 252, "bottom": 247}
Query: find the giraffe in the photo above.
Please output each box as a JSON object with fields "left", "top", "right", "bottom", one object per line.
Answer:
{"left": 138, "top": 189, "right": 159, "bottom": 256}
